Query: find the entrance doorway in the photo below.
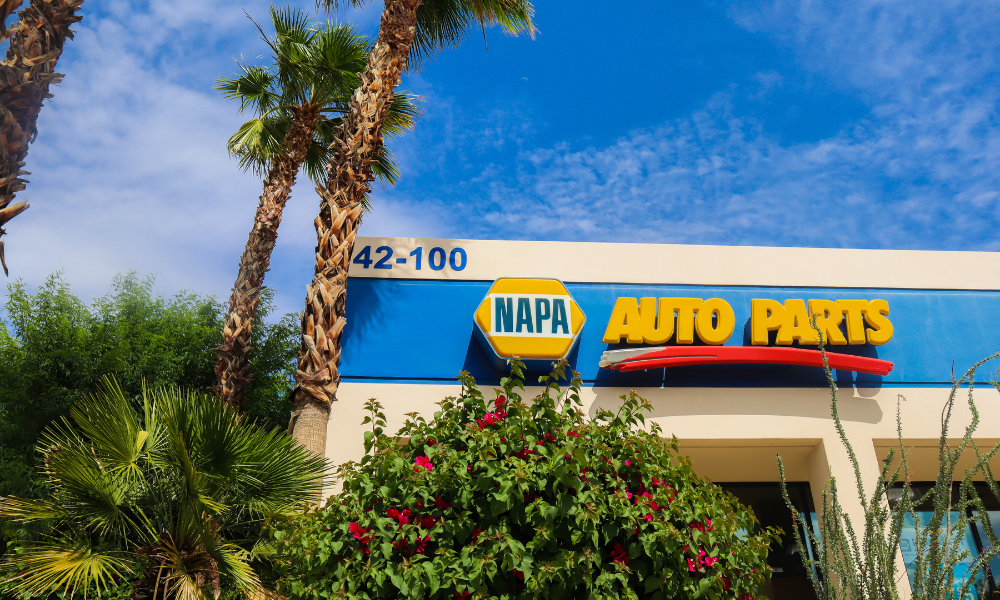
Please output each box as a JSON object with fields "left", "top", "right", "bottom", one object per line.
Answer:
{"left": 720, "top": 483, "right": 819, "bottom": 600}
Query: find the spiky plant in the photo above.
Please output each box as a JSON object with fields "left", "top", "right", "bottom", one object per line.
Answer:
{"left": 779, "top": 321, "right": 1000, "bottom": 600}
{"left": 0, "top": 0, "right": 84, "bottom": 275}
{"left": 288, "top": 0, "right": 535, "bottom": 462}
{"left": 0, "top": 377, "right": 327, "bottom": 600}
{"left": 213, "top": 6, "right": 417, "bottom": 409}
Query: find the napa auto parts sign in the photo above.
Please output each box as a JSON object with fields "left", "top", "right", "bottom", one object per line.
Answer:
{"left": 473, "top": 281, "right": 893, "bottom": 376}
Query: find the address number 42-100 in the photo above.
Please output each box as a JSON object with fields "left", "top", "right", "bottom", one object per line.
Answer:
{"left": 352, "top": 245, "right": 467, "bottom": 271}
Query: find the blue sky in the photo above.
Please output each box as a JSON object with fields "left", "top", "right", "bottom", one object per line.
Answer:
{"left": 5, "top": 0, "right": 1000, "bottom": 317}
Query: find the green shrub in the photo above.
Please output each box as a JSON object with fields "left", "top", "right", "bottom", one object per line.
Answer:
{"left": 272, "top": 362, "right": 777, "bottom": 600}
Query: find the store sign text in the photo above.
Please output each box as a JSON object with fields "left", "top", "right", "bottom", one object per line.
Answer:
{"left": 602, "top": 298, "right": 893, "bottom": 346}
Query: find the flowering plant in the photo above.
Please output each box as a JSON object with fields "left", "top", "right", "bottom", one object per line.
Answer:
{"left": 272, "top": 361, "right": 777, "bottom": 600}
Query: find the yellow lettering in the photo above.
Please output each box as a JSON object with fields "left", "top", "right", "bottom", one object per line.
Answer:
{"left": 807, "top": 299, "right": 847, "bottom": 345}
{"left": 695, "top": 298, "right": 735, "bottom": 345}
{"left": 670, "top": 298, "right": 703, "bottom": 344}
{"left": 777, "top": 299, "right": 819, "bottom": 345}
{"left": 864, "top": 299, "right": 893, "bottom": 345}
{"left": 838, "top": 300, "right": 869, "bottom": 344}
{"left": 640, "top": 297, "right": 675, "bottom": 344}
{"left": 602, "top": 297, "right": 643, "bottom": 343}
{"left": 751, "top": 299, "right": 784, "bottom": 345}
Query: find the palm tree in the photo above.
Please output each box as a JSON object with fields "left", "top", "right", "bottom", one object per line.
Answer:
{"left": 288, "top": 0, "right": 535, "bottom": 458}
{"left": 0, "top": 376, "right": 326, "bottom": 600}
{"left": 0, "top": 0, "right": 84, "bottom": 275}
{"left": 213, "top": 7, "right": 417, "bottom": 409}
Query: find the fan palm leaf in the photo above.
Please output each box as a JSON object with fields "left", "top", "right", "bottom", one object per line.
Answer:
{"left": 0, "top": 376, "right": 327, "bottom": 599}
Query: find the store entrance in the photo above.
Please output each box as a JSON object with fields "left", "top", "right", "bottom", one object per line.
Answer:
{"left": 720, "top": 483, "right": 819, "bottom": 600}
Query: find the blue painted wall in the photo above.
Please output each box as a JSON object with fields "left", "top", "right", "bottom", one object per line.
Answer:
{"left": 340, "top": 278, "right": 1000, "bottom": 388}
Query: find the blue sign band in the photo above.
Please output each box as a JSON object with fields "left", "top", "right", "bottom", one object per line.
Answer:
{"left": 340, "top": 278, "right": 1000, "bottom": 388}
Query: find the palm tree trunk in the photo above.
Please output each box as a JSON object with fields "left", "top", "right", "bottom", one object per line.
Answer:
{"left": 289, "top": 0, "right": 421, "bottom": 457}
{"left": 213, "top": 107, "right": 321, "bottom": 408}
{"left": 0, "top": 0, "right": 83, "bottom": 275}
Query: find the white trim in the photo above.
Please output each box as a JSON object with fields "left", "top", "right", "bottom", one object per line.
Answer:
{"left": 348, "top": 237, "right": 1000, "bottom": 290}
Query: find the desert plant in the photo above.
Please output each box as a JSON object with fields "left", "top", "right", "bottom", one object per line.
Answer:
{"left": 0, "top": 377, "right": 327, "bottom": 600}
{"left": 779, "top": 322, "right": 1000, "bottom": 600}
{"left": 272, "top": 361, "right": 778, "bottom": 600}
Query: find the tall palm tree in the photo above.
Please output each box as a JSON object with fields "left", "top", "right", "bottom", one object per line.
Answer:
{"left": 288, "top": 0, "right": 535, "bottom": 457}
{"left": 213, "top": 7, "right": 417, "bottom": 408}
{"left": 0, "top": 0, "right": 84, "bottom": 275}
{"left": 0, "top": 377, "right": 326, "bottom": 600}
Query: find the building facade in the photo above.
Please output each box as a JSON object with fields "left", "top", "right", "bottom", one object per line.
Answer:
{"left": 326, "top": 237, "right": 1000, "bottom": 600}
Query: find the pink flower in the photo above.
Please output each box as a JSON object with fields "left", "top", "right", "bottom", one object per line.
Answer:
{"left": 349, "top": 522, "right": 367, "bottom": 541}
{"left": 688, "top": 558, "right": 698, "bottom": 572}
{"left": 567, "top": 430, "right": 579, "bottom": 437}
{"left": 624, "top": 460, "right": 631, "bottom": 466}
{"left": 414, "top": 456, "right": 433, "bottom": 472}
{"left": 644, "top": 514, "right": 654, "bottom": 522}
{"left": 610, "top": 543, "right": 629, "bottom": 565}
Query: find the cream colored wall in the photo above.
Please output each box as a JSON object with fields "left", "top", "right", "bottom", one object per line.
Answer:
{"left": 350, "top": 236, "right": 1000, "bottom": 290}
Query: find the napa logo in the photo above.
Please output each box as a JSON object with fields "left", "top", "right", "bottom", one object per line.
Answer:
{"left": 473, "top": 278, "right": 585, "bottom": 371}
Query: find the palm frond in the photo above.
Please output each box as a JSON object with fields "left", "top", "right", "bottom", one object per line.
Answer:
{"left": 0, "top": 536, "right": 133, "bottom": 598}
{"left": 371, "top": 145, "right": 401, "bottom": 187}
{"left": 408, "top": 0, "right": 536, "bottom": 70}
{"left": 316, "top": 0, "right": 375, "bottom": 11}
{"left": 382, "top": 92, "right": 421, "bottom": 139}
{"left": 65, "top": 377, "right": 148, "bottom": 486}
{"left": 0, "top": 496, "right": 69, "bottom": 522}
{"left": 216, "top": 64, "right": 278, "bottom": 115}
{"left": 38, "top": 424, "right": 144, "bottom": 538}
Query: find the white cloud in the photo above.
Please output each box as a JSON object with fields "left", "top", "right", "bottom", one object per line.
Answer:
{"left": 2, "top": 0, "right": 417, "bottom": 318}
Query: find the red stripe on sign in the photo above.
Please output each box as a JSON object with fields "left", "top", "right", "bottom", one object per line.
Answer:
{"left": 608, "top": 346, "right": 893, "bottom": 376}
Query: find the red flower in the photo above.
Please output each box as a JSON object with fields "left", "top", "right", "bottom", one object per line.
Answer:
{"left": 434, "top": 496, "right": 452, "bottom": 510}
{"left": 512, "top": 569, "right": 524, "bottom": 581}
{"left": 348, "top": 523, "right": 367, "bottom": 541}
{"left": 472, "top": 528, "right": 484, "bottom": 543}
{"left": 567, "top": 430, "right": 579, "bottom": 437}
{"left": 610, "top": 543, "right": 629, "bottom": 565}
{"left": 523, "top": 492, "right": 539, "bottom": 503}
{"left": 426, "top": 438, "right": 437, "bottom": 446}
{"left": 455, "top": 592, "right": 471, "bottom": 600}
{"left": 414, "top": 534, "right": 432, "bottom": 554}
{"left": 414, "top": 456, "right": 434, "bottom": 472}
{"left": 688, "top": 558, "right": 698, "bottom": 572}
{"left": 387, "top": 508, "right": 411, "bottom": 526}
{"left": 421, "top": 516, "right": 438, "bottom": 529}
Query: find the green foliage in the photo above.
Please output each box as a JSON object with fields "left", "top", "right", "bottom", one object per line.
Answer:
{"left": 0, "top": 272, "right": 299, "bottom": 501}
{"left": 779, "top": 320, "right": 1000, "bottom": 600}
{"left": 217, "top": 7, "right": 419, "bottom": 191}
{"left": 0, "top": 378, "right": 328, "bottom": 600}
{"left": 317, "top": 0, "right": 536, "bottom": 71}
{"left": 272, "top": 361, "right": 778, "bottom": 600}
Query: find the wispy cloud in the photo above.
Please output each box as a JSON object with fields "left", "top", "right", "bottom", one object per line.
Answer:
{"left": 364, "top": 0, "right": 1000, "bottom": 251}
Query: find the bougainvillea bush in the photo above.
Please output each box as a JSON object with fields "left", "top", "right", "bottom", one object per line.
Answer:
{"left": 272, "top": 362, "right": 778, "bottom": 600}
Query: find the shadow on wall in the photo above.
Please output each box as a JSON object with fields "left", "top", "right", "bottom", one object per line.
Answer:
{"left": 587, "top": 386, "right": 884, "bottom": 425}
